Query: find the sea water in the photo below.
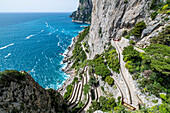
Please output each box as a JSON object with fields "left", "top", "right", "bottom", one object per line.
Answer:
{"left": 0, "top": 13, "right": 89, "bottom": 89}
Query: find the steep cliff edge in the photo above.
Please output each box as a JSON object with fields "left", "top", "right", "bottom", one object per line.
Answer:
{"left": 88, "top": 0, "right": 169, "bottom": 59}
{"left": 70, "top": 0, "right": 93, "bottom": 23}
{"left": 0, "top": 70, "right": 68, "bottom": 113}
{"left": 62, "top": 0, "right": 169, "bottom": 112}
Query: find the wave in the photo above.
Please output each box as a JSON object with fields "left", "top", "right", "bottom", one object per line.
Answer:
{"left": 0, "top": 43, "right": 14, "bottom": 50}
{"left": 4, "top": 53, "right": 11, "bottom": 58}
{"left": 45, "top": 22, "right": 49, "bottom": 27}
{"left": 26, "top": 30, "right": 44, "bottom": 39}
{"left": 26, "top": 35, "right": 35, "bottom": 39}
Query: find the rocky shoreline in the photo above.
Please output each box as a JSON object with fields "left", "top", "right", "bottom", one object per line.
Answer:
{"left": 57, "top": 30, "right": 84, "bottom": 96}
{"left": 72, "top": 19, "right": 91, "bottom": 24}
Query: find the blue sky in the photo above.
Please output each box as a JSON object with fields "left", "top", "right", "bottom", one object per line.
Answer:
{"left": 0, "top": 0, "right": 79, "bottom": 12}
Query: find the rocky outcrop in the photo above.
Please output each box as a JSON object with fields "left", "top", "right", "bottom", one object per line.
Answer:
{"left": 87, "top": 0, "right": 152, "bottom": 59}
{"left": 0, "top": 70, "right": 68, "bottom": 113}
{"left": 70, "top": 0, "right": 93, "bottom": 23}
{"left": 86, "top": 0, "right": 169, "bottom": 58}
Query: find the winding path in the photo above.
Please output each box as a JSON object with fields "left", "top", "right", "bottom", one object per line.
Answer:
{"left": 112, "top": 40, "right": 139, "bottom": 108}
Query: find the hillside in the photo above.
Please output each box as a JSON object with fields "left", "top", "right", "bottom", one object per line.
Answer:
{"left": 0, "top": 0, "right": 169, "bottom": 113}
{"left": 61, "top": 0, "right": 170, "bottom": 112}
{"left": 0, "top": 70, "right": 68, "bottom": 113}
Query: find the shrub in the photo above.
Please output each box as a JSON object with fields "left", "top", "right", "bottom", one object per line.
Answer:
{"left": 131, "top": 21, "right": 146, "bottom": 37}
{"left": 89, "top": 76, "right": 98, "bottom": 87}
{"left": 162, "top": 4, "right": 169, "bottom": 10}
{"left": 71, "top": 26, "right": 90, "bottom": 68}
{"left": 152, "top": 100, "right": 158, "bottom": 103}
{"left": 64, "top": 85, "right": 73, "bottom": 100}
{"left": 150, "top": 26, "right": 170, "bottom": 46}
{"left": 129, "top": 40, "right": 136, "bottom": 45}
{"left": 105, "top": 76, "right": 114, "bottom": 86}
{"left": 164, "top": 17, "right": 169, "bottom": 21}
{"left": 101, "top": 86, "right": 104, "bottom": 92}
{"left": 83, "top": 84, "right": 90, "bottom": 95}
{"left": 151, "top": 12, "right": 158, "bottom": 20}
{"left": 93, "top": 55, "right": 111, "bottom": 79}
{"left": 105, "top": 48, "right": 120, "bottom": 73}
{"left": 166, "top": 10, "right": 170, "bottom": 14}
{"left": 124, "top": 35, "right": 130, "bottom": 39}
{"left": 72, "top": 77, "right": 78, "bottom": 84}
{"left": 124, "top": 0, "right": 128, "bottom": 4}
{"left": 0, "top": 70, "right": 25, "bottom": 83}
{"left": 150, "top": 0, "right": 157, "bottom": 10}
{"left": 122, "top": 30, "right": 127, "bottom": 36}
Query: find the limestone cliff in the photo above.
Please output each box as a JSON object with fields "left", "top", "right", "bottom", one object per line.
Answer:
{"left": 0, "top": 70, "right": 68, "bottom": 113}
{"left": 87, "top": 0, "right": 169, "bottom": 59}
{"left": 70, "top": 0, "right": 93, "bottom": 23}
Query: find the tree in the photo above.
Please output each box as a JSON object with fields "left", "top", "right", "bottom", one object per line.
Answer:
{"left": 132, "top": 21, "right": 146, "bottom": 37}
{"left": 89, "top": 76, "right": 98, "bottom": 87}
{"left": 150, "top": 25, "right": 170, "bottom": 46}
{"left": 83, "top": 84, "right": 90, "bottom": 95}
{"left": 105, "top": 76, "right": 114, "bottom": 86}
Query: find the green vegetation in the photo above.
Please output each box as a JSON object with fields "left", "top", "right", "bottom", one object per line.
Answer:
{"left": 0, "top": 70, "right": 26, "bottom": 82}
{"left": 105, "top": 46, "right": 120, "bottom": 73}
{"left": 122, "top": 30, "right": 127, "bottom": 36}
{"left": 72, "top": 101, "right": 84, "bottom": 113}
{"left": 152, "top": 99, "right": 158, "bottom": 103}
{"left": 88, "top": 76, "right": 98, "bottom": 87}
{"left": 87, "top": 96, "right": 117, "bottom": 112}
{"left": 63, "top": 85, "right": 73, "bottom": 100}
{"left": 131, "top": 21, "right": 146, "bottom": 37}
{"left": 123, "top": 43, "right": 170, "bottom": 96}
{"left": 164, "top": 17, "right": 169, "bottom": 21}
{"left": 151, "top": 12, "right": 158, "bottom": 20}
{"left": 150, "top": 0, "right": 170, "bottom": 14}
{"left": 105, "top": 76, "right": 114, "bottom": 86}
{"left": 101, "top": 86, "right": 104, "bottom": 92}
{"left": 83, "top": 84, "right": 90, "bottom": 95}
{"left": 72, "top": 77, "right": 78, "bottom": 84}
{"left": 129, "top": 40, "right": 136, "bottom": 45}
{"left": 124, "top": 35, "right": 130, "bottom": 39}
{"left": 124, "top": 0, "right": 128, "bottom": 4}
{"left": 71, "top": 26, "right": 90, "bottom": 68}
{"left": 150, "top": 25, "right": 170, "bottom": 46}
{"left": 88, "top": 55, "right": 111, "bottom": 79}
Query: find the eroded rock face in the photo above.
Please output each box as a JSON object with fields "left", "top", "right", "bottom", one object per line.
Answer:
{"left": 88, "top": 0, "right": 151, "bottom": 59}
{"left": 70, "top": 0, "right": 93, "bottom": 23}
{"left": 0, "top": 70, "right": 67, "bottom": 113}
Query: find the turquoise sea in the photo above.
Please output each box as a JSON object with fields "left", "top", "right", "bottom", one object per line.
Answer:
{"left": 0, "top": 13, "right": 88, "bottom": 89}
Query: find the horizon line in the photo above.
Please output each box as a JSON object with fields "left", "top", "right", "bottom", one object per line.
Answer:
{"left": 0, "top": 12, "right": 73, "bottom": 13}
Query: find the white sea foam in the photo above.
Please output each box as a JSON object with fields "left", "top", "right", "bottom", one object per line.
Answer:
{"left": 57, "top": 42, "right": 60, "bottom": 46}
{"left": 26, "top": 30, "right": 44, "bottom": 39}
{"left": 26, "top": 35, "right": 35, "bottom": 39}
{"left": 45, "top": 22, "right": 49, "bottom": 27}
{"left": 4, "top": 53, "right": 11, "bottom": 58}
{"left": 49, "top": 33, "right": 52, "bottom": 35}
{"left": 0, "top": 43, "right": 14, "bottom": 50}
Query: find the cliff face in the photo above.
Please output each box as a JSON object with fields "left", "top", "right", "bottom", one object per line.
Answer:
{"left": 70, "top": 0, "right": 93, "bottom": 23}
{"left": 87, "top": 0, "right": 169, "bottom": 59}
{"left": 0, "top": 70, "right": 67, "bottom": 113}
{"left": 88, "top": 0, "right": 149, "bottom": 58}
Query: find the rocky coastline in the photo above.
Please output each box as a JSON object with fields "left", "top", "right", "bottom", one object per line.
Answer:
{"left": 57, "top": 29, "right": 84, "bottom": 96}
{"left": 71, "top": 19, "right": 91, "bottom": 24}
